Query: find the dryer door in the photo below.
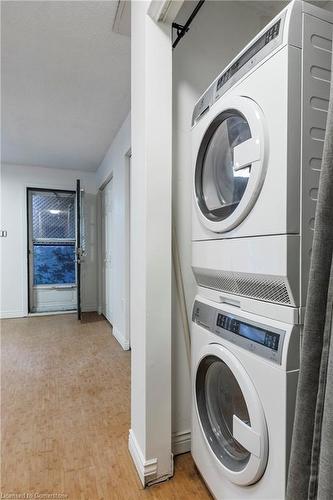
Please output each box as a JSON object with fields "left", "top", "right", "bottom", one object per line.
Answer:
{"left": 194, "top": 96, "right": 267, "bottom": 233}
{"left": 195, "top": 343, "right": 268, "bottom": 485}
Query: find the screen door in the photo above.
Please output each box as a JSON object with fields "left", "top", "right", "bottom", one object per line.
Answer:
{"left": 27, "top": 189, "right": 77, "bottom": 313}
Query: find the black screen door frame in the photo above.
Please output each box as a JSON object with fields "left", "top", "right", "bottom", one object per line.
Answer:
{"left": 76, "top": 179, "right": 82, "bottom": 320}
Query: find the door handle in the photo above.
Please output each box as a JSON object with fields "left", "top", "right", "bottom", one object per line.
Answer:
{"left": 233, "top": 137, "right": 260, "bottom": 171}
{"left": 233, "top": 415, "right": 261, "bottom": 457}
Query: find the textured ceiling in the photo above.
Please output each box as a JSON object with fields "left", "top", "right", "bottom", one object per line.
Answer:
{"left": 1, "top": 1, "right": 131, "bottom": 171}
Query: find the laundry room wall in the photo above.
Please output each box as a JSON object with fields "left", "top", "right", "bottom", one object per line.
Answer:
{"left": 0, "top": 163, "right": 98, "bottom": 318}
{"left": 171, "top": 0, "right": 286, "bottom": 452}
{"left": 96, "top": 112, "right": 131, "bottom": 350}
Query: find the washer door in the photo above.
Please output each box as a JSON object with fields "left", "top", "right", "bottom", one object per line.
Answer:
{"left": 194, "top": 96, "right": 267, "bottom": 233}
{"left": 195, "top": 343, "right": 268, "bottom": 485}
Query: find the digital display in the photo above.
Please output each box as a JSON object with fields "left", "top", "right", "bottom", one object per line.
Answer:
{"left": 216, "top": 313, "right": 280, "bottom": 351}
{"left": 216, "top": 19, "right": 281, "bottom": 92}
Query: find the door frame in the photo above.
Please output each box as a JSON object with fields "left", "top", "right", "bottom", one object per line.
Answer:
{"left": 97, "top": 148, "right": 131, "bottom": 351}
{"left": 125, "top": 149, "right": 131, "bottom": 348}
{"left": 76, "top": 179, "right": 82, "bottom": 320}
{"left": 100, "top": 174, "right": 114, "bottom": 323}
{"left": 26, "top": 186, "right": 77, "bottom": 314}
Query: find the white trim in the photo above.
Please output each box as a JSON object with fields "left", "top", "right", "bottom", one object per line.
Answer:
{"left": 148, "top": 1, "right": 183, "bottom": 24}
{"left": 0, "top": 310, "right": 26, "bottom": 319}
{"left": 113, "top": 326, "right": 130, "bottom": 351}
{"left": 113, "top": 0, "right": 130, "bottom": 36}
{"left": 99, "top": 172, "right": 114, "bottom": 192}
{"left": 128, "top": 429, "right": 158, "bottom": 486}
{"left": 125, "top": 149, "right": 131, "bottom": 349}
{"left": 172, "top": 430, "right": 191, "bottom": 455}
{"left": 82, "top": 303, "right": 97, "bottom": 312}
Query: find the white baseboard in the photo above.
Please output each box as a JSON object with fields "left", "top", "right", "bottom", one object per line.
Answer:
{"left": 0, "top": 310, "right": 26, "bottom": 319}
{"left": 82, "top": 303, "right": 97, "bottom": 312}
{"left": 128, "top": 429, "right": 158, "bottom": 486}
{"left": 113, "top": 326, "right": 130, "bottom": 351}
{"left": 172, "top": 430, "right": 191, "bottom": 455}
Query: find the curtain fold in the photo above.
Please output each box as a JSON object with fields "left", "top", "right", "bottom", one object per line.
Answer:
{"left": 287, "top": 56, "right": 333, "bottom": 500}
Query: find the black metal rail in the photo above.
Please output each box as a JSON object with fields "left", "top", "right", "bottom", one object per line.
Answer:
{"left": 172, "top": 0, "right": 206, "bottom": 49}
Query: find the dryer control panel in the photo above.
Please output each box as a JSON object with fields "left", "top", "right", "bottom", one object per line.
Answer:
{"left": 193, "top": 300, "right": 286, "bottom": 364}
{"left": 192, "top": 12, "right": 286, "bottom": 126}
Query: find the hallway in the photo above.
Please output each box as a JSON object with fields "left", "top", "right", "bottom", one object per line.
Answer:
{"left": 1, "top": 314, "right": 210, "bottom": 499}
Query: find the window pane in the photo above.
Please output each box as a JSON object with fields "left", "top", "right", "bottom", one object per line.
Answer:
{"left": 32, "top": 192, "right": 75, "bottom": 240}
{"left": 33, "top": 244, "right": 75, "bottom": 285}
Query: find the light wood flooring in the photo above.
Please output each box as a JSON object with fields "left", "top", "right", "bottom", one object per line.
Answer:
{"left": 1, "top": 313, "right": 211, "bottom": 499}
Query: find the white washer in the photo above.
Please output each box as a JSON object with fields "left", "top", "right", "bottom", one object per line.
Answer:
{"left": 191, "top": 296, "right": 300, "bottom": 499}
{"left": 191, "top": 1, "right": 333, "bottom": 317}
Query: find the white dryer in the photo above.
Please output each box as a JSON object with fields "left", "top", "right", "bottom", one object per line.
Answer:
{"left": 191, "top": 0, "right": 333, "bottom": 318}
{"left": 191, "top": 296, "right": 300, "bottom": 499}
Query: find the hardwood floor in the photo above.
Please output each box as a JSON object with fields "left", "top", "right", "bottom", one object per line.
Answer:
{"left": 1, "top": 313, "right": 211, "bottom": 499}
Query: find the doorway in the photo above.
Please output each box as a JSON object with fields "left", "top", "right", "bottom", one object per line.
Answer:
{"left": 101, "top": 178, "right": 113, "bottom": 324}
{"left": 27, "top": 188, "right": 77, "bottom": 313}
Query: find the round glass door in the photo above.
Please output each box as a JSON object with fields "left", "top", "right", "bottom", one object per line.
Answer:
{"left": 193, "top": 96, "right": 267, "bottom": 233}
{"left": 195, "top": 111, "right": 251, "bottom": 222}
{"left": 196, "top": 355, "right": 251, "bottom": 472}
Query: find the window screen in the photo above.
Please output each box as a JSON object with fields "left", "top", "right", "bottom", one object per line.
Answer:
{"left": 30, "top": 191, "right": 76, "bottom": 286}
{"left": 32, "top": 192, "right": 75, "bottom": 240}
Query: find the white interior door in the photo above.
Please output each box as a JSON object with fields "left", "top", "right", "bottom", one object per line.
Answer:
{"left": 102, "top": 178, "right": 113, "bottom": 323}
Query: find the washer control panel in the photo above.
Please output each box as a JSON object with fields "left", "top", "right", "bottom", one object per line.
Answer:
{"left": 193, "top": 300, "right": 286, "bottom": 364}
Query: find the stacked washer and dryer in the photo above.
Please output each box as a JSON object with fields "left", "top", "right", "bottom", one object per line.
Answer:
{"left": 190, "top": 1, "right": 333, "bottom": 499}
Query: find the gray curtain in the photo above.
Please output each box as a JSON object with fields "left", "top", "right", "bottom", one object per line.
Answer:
{"left": 287, "top": 60, "right": 333, "bottom": 499}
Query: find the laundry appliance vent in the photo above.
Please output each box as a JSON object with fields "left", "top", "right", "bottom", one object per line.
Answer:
{"left": 193, "top": 268, "right": 293, "bottom": 306}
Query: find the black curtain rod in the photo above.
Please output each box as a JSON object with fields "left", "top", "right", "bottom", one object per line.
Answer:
{"left": 172, "top": 0, "right": 206, "bottom": 50}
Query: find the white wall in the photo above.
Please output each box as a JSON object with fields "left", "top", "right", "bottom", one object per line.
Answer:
{"left": 96, "top": 112, "right": 131, "bottom": 350}
{"left": 171, "top": 0, "right": 284, "bottom": 450}
{"left": 129, "top": 0, "right": 173, "bottom": 485}
{"left": 0, "top": 163, "right": 97, "bottom": 318}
